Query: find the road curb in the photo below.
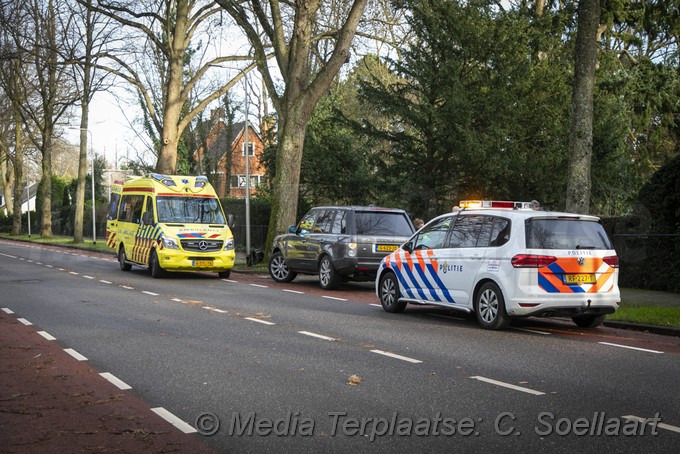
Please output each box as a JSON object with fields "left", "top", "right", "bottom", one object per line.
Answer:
{"left": 604, "top": 320, "right": 680, "bottom": 337}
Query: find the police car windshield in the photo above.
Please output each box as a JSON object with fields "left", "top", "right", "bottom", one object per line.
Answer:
{"left": 355, "top": 211, "right": 413, "bottom": 236}
{"left": 525, "top": 219, "right": 612, "bottom": 250}
{"left": 156, "top": 196, "right": 225, "bottom": 224}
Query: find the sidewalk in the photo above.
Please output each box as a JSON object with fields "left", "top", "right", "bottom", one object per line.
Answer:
{"left": 0, "top": 311, "right": 215, "bottom": 454}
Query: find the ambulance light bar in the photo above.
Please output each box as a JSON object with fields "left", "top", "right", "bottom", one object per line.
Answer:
{"left": 459, "top": 200, "right": 540, "bottom": 210}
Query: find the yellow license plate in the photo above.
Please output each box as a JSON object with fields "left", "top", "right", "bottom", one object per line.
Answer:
{"left": 564, "top": 274, "right": 596, "bottom": 284}
{"left": 193, "top": 260, "right": 213, "bottom": 267}
{"left": 376, "top": 244, "right": 399, "bottom": 252}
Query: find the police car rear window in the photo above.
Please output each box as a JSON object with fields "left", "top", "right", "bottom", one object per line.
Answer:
{"left": 355, "top": 211, "right": 413, "bottom": 236}
{"left": 525, "top": 218, "right": 612, "bottom": 250}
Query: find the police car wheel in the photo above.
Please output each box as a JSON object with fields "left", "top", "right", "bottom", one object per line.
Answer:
{"left": 269, "top": 251, "right": 296, "bottom": 283}
{"left": 572, "top": 314, "right": 606, "bottom": 328}
{"left": 475, "top": 282, "right": 509, "bottom": 330}
{"left": 118, "top": 247, "right": 132, "bottom": 271}
{"left": 319, "top": 256, "right": 340, "bottom": 290}
{"left": 379, "top": 272, "right": 407, "bottom": 313}
{"left": 149, "top": 250, "right": 165, "bottom": 278}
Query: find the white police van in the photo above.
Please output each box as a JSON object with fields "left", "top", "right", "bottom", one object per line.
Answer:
{"left": 376, "top": 200, "right": 621, "bottom": 330}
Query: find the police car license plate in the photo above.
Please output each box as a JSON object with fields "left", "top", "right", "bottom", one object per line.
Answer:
{"left": 375, "top": 244, "right": 398, "bottom": 253}
{"left": 193, "top": 260, "right": 213, "bottom": 267}
{"left": 564, "top": 274, "right": 596, "bottom": 284}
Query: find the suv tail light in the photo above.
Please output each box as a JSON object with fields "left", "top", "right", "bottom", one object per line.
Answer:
{"left": 603, "top": 256, "right": 619, "bottom": 268}
{"left": 511, "top": 254, "right": 557, "bottom": 268}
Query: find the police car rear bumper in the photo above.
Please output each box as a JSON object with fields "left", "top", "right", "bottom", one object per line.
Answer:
{"left": 506, "top": 295, "right": 620, "bottom": 317}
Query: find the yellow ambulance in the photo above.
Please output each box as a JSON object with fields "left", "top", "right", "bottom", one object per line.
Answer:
{"left": 106, "top": 173, "right": 235, "bottom": 278}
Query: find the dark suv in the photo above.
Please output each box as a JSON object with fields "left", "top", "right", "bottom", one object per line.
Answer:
{"left": 269, "top": 206, "right": 415, "bottom": 289}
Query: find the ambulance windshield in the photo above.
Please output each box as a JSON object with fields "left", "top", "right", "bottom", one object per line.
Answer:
{"left": 156, "top": 196, "right": 226, "bottom": 224}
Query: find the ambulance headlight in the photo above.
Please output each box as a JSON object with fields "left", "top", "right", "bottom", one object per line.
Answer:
{"left": 224, "top": 238, "right": 235, "bottom": 251}
{"left": 161, "top": 236, "right": 179, "bottom": 250}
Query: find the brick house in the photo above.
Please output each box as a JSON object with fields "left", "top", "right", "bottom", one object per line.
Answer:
{"left": 195, "top": 113, "right": 267, "bottom": 198}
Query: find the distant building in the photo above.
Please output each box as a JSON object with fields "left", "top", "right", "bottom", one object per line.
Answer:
{"left": 194, "top": 111, "right": 267, "bottom": 198}
{"left": 0, "top": 182, "right": 38, "bottom": 215}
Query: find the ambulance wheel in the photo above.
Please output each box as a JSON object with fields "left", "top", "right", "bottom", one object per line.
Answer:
{"left": 149, "top": 250, "right": 165, "bottom": 278}
{"left": 218, "top": 270, "right": 231, "bottom": 279}
{"left": 118, "top": 246, "right": 132, "bottom": 271}
{"left": 475, "top": 282, "right": 510, "bottom": 330}
{"left": 319, "top": 255, "right": 340, "bottom": 290}
{"left": 269, "top": 251, "right": 296, "bottom": 283}
{"left": 572, "top": 314, "right": 606, "bottom": 328}
{"left": 379, "top": 272, "right": 407, "bottom": 313}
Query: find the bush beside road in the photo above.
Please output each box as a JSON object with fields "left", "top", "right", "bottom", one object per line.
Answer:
{"left": 2, "top": 234, "right": 679, "bottom": 331}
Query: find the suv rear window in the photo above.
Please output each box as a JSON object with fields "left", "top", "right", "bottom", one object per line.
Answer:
{"left": 355, "top": 211, "right": 413, "bottom": 236}
{"left": 525, "top": 218, "right": 612, "bottom": 250}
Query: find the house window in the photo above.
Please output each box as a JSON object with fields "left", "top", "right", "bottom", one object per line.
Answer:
{"left": 230, "top": 174, "right": 265, "bottom": 188}
{"left": 242, "top": 142, "right": 254, "bottom": 156}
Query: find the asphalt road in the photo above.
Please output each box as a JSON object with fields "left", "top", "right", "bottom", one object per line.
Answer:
{"left": 1, "top": 239, "right": 679, "bottom": 453}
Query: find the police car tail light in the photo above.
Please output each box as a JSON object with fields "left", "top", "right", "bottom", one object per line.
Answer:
{"left": 511, "top": 254, "right": 556, "bottom": 268}
{"left": 603, "top": 256, "right": 619, "bottom": 268}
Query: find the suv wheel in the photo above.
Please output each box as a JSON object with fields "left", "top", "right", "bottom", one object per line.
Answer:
{"left": 319, "top": 255, "right": 340, "bottom": 290}
{"left": 475, "top": 282, "right": 510, "bottom": 330}
{"left": 379, "top": 272, "right": 407, "bottom": 313}
{"left": 572, "top": 314, "right": 606, "bottom": 328}
{"left": 269, "top": 251, "right": 297, "bottom": 283}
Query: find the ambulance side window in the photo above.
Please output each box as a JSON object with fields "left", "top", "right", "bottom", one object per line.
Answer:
{"left": 107, "top": 193, "right": 121, "bottom": 220}
{"left": 118, "top": 195, "right": 144, "bottom": 223}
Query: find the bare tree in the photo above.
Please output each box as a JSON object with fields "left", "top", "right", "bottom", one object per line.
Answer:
{"left": 566, "top": 0, "right": 600, "bottom": 213}
{"left": 65, "top": 0, "right": 116, "bottom": 243}
{"left": 215, "top": 0, "right": 368, "bottom": 250}
{"left": 80, "top": 0, "right": 255, "bottom": 174}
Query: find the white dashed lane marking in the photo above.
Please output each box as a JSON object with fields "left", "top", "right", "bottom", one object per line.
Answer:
{"left": 283, "top": 289, "right": 305, "bottom": 294}
{"left": 100, "top": 372, "right": 132, "bottom": 390}
{"left": 38, "top": 331, "right": 56, "bottom": 341}
{"left": 599, "top": 342, "right": 663, "bottom": 354}
{"left": 17, "top": 318, "right": 32, "bottom": 326}
{"left": 151, "top": 407, "right": 197, "bottom": 434}
{"left": 2, "top": 308, "right": 15, "bottom": 314}
{"left": 142, "top": 291, "right": 159, "bottom": 296}
{"left": 63, "top": 348, "right": 88, "bottom": 361}
{"left": 322, "top": 295, "right": 347, "bottom": 301}
{"left": 470, "top": 376, "right": 545, "bottom": 396}
{"left": 245, "top": 317, "right": 275, "bottom": 326}
{"left": 370, "top": 349, "right": 422, "bottom": 364}
{"left": 299, "top": 331, "right": 337, "bottom": 341}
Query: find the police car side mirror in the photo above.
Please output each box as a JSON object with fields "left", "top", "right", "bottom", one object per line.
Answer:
{"left": 403, "top": 241, "right": 413, "bottom": 253}
{"left": 226, "top": 213, "right": 235, "bottom": 229}
{"left": 288, "top": 225, "right": 296, "bottom": 234}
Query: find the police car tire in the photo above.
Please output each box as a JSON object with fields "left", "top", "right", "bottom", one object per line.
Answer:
{"left": 149, "top": 250, "right": 165, "bottom": 278}
{"left": 319, "top": 255, "right": 340, "bottom": 290}
{"left": 475, "top": 282, "right": 510, "bottom": 330}
{"left": 572, "top": 314, "right": 606, "bottom": 328}
{"left": 269, "top": 251, "right": 297, "bottom": 283}
{"left": 118, "top": 247, "right": 132, "bottom": 272}
{"left": 379, "top": 272, "right": 407, "bottom": 313}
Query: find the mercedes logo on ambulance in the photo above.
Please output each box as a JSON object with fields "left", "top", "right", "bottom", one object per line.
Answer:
{"left": 198, "top": 240, "right": 209, "bottom": 251}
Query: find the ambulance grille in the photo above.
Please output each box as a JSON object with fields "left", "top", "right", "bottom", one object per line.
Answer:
{"left": 181, "top": 239, "right": 223, "bottom": 252}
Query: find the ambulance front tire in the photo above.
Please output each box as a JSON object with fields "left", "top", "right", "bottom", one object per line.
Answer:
{"left": 118, "top": 247, "right": 132, "bottom": 271}
{"left": 218, "top": 270, "right": 231, "bottom": 279}
{"left": 149, "top": 249, "right": 165, "bottom": 278}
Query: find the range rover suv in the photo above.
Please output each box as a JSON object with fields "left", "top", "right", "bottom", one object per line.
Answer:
{"left": 269, "top": 206, "right": 415, "bottom": 289}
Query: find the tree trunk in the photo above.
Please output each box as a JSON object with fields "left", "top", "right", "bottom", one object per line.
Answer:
{"left": 566, "top": 0, "right": 600, "bottom": 214}
{"left": 39, "top": 130, "right": 53, "bottom": 238}
{"left": 73, "top": 102, "right": 89, "bottom": 243}
{"left": 11, "top": 125, "right": 23, "bottom": 235}
{"left": 1, "top": 157, "right": 13, "bottom": 216}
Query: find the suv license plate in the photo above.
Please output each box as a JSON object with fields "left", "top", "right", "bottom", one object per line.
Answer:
{"left": 193, "top": 260, "right": 213, "bottom": 267}
{"left": 564, "top": 274, "right": 596, "bottom": 284}
{"left": 375, "top": 244, "right": 399, "bottom": 253}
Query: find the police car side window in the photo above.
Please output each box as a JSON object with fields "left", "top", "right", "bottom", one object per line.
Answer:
{"left": 297, "top": 211, "right": 317, "bottom": 234}
{"left": 447, "top": 215, "right": 487, "bottom": 248}
{"left": 413, "top": 216, "right": 453, "bottom": 250}
{"left": 489, "top": 218, "right": 511, "bottom": 247}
